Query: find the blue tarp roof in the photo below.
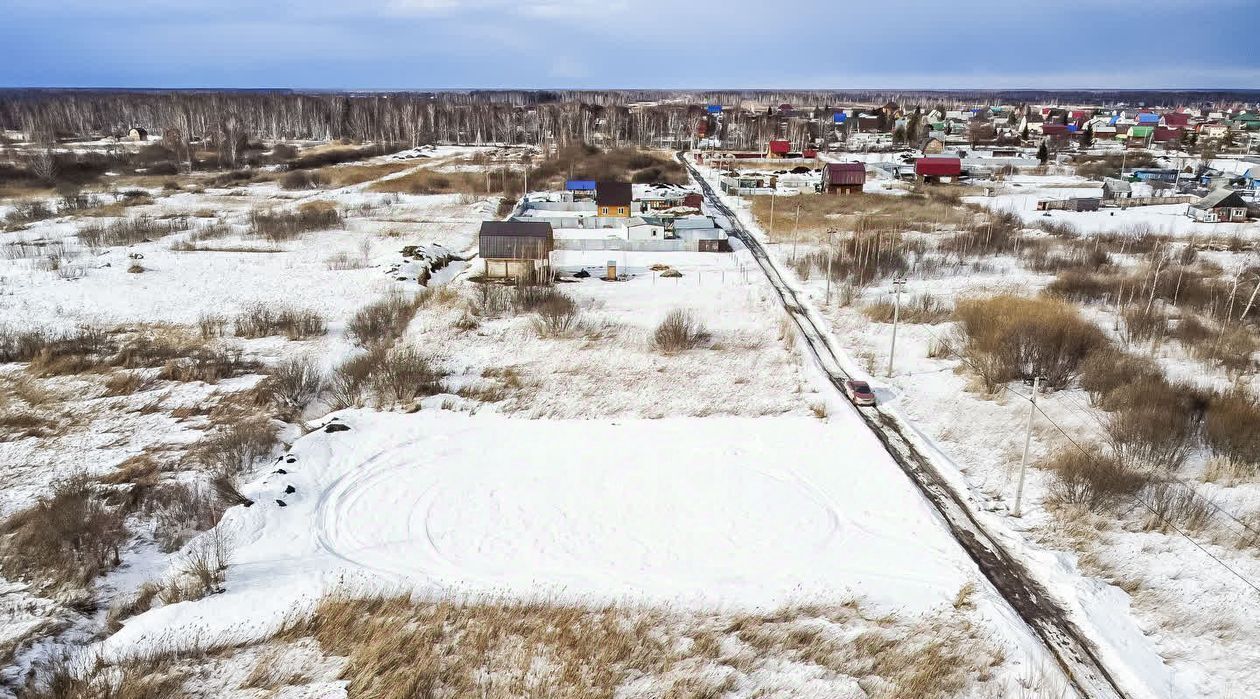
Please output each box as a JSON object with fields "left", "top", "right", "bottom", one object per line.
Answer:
{"left": 1109, "top": 115, "right": 1121, "bottom": 125}
{"left": 565, "top": 180, "right": 596, "bottom": 191}
{"left": 1137, "top": 113, "right": 1161, "bottom": 124}
{"left": 834, "top": 112, "right": 847, "bottom": 123}
{"left": 706, "top": 105, "right": 723, "bottom": 113}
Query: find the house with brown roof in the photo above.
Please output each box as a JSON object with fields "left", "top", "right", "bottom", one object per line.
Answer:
{"left": 478, "top": 220, "right": 554, "bottom": 281}
{"left": 821, "top": 162, "right": 866, "bottom": 194}
{"left": 1187, "top": 189, "right": 1250, "bottom": 223}
{"left": 595, "top": 182, "right": 633, "bottom": 218}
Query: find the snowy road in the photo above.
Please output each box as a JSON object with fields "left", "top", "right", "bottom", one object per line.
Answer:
{"left": 680, "top": 153, "right": 1136, "bottom": 699}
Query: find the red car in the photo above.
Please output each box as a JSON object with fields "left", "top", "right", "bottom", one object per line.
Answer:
{"left": 845, "top": 380, "right": 876, "bottom": 406}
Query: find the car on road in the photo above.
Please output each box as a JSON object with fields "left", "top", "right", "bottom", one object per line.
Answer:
{"left": 844, "top": 380, "right": 876, "bottom": 406}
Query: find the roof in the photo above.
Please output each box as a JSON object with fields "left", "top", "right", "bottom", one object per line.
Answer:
{"left": 674, "top": 215, "right": 718, "bottom": 230}
{"left": 915, "top": 157, "right": 962, "bottom": 176}
{"left": 1137, "top": 113, "right": 1161, "bottom": 124}
{"left": 1129, "top": 126, "right": 1154, "bottom": 137}
{"left": 565, "top": 180, "right": 596, "bottom": 191}
{"left": 595, "top": 181, "right": 632, "bottom": 207}
{"left": 1103, "top": 177, "right": 1131, "bottom": 193}
{"left": 1192, "top": 188, "right": 1248, "bottom": 210}
{"left": 768, "top": 139, "right": 791, "bottom": 154}
{"left": 479, "top": 220, "right": 553, "bottom": 238}
{"left": 823, "top": 162, "right": 866, "bottom": 186}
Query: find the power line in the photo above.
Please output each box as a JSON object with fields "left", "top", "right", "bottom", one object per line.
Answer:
{"left": 1033, "top": 401, "right": 1260, "bottom": 597}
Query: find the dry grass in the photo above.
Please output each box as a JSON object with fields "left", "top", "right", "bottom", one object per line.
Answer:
{"left": 750, "top": 190, "right": 970, "bottom": 242}
{"left": 1044, "top": 448, "right": 1147, "bottom": 514}
{"left": 367, "top": 168, "right": 485, "bottom": 195}
{"left": 233, "top": 304, "right": 327, "bottom": 340}
{"left": 77, "top": 215, "right": 186, "bottom": 248}
{"left": 248, "top": 200, "right": 342, "bottom": 242}
{"left": 276, "top": 590, "right": 1000, "bottom": 699}
{"left": 862, "top": 294, "right": 949, "bottom": 324}
{"left": 0, "top": 477, "right": 129, "bottom": 592}
{"left": 313, "top": 160, "right": 413, "bottom": 188}
{"left": 346, "top": 292, "right": 423, "bottom": 347}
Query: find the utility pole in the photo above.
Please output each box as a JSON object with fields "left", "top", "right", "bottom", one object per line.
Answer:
{"left": 768, "top": 187, "right": 776, "bottom": 243}
{"left": 791, "top": 202, "right": 801, "bottom": 262}
{"left": 887, "top": 276, "right": 907, "bottom": 377}
{"left": 1013, "top": 375, "right": 1041, "bottom": 518}
{"left": 825, "top": 228, "right": 836, "bottom": 304}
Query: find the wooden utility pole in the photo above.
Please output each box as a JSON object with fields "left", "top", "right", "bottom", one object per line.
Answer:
{"left": 1013, "top": 376, "right": 1041, "bottom": 518}
{"left": 887, "top": 276, "right": 907, "bottom": 377}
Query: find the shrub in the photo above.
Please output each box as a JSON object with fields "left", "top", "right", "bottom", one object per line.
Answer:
{"left": 370, "top": 346, "right": 444, "bottom": 404}
{"left": 279, "top": 169, "right": 324, "bottom": 190}
{"left": 1045, "top": 449, "right": 1147, "bottom": 513}
{"left": 1141, "top": 481, "right": 1215, "bottom": 533}
{"left": 258, "top": 357, "right": 326, "bottom": 419}
{"left": 954, "top": 295, "right": 1107, "bottom": 391}
{"left": 178, "top": 527, "right": 233, "bottom": 599}
{"left": 1105, "top": 391, "right": 1199, "bottom": 473}
{"left": 1192, "top": 326, "right": 1258, "bottom": 376}
{"left": 861, "top": 294, "right": 949, "bottom": 324}
{"left": 77, "top": 215, "right": 186, "bottom": 248}
{"left": 1119, "top": 307, "right": 1167, "bottom": 345}
{"left": 198, "top": 313, "right": 228, "bottom": 339}
{"left": 1078, "top": 349, "right": 1160, "bottom": 406}
{"left": 0, "top": 477, "right": 129, "bottom": 590}
{"left": 156, "top": 346, "right": 252, "bottom": 384}
{"left": 347, "top": 293, "right": 420, "bottom": 346}
{"left": 653, "top": 309, "right": 710, "bottom": 354}
{"left": 194, "top": 416, "right": 278, "bottom": 476}
{"left": 328, "top": 348, "right": 386, "bottom": 410}
{"left": 531, "top": 292, "right": 581, "bottom": 338}
{"left": 233, "top": 304, "right": 327, "bottom": 340}
{"left": 248, "top": 201, "right": 342, "bottom": 242}
{"left": 145, "top": 482, "right": 224, "bottom": 553}
{"left": 1203, "top": 391, "right": 1260, "bottom": 475}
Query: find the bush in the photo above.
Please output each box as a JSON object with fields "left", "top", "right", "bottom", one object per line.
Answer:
{"left": 194, "top": 416, "right": 278, "bottom": 476}
{"left": 1203, "top": 391, "right": 1260, "bottom": 475}
{"left": 1046, "top": 449, "right": 1147, "bottom": 513}
{"left": 0, "top": 477, "right": 129, "bottom": 590}
{"left": 234, "top": 304, "right": 327, "bottom": 340}
{"left": 347, "top": 293, "right": 420, "bottom": 346}
{"left": 77, "top": 215, "right": 186, "bottom": 248}
{"left": 653, "top": 309, "right": 710, "bottom": 354}
{"left": 1104, "top": 385, "right": 1200, "bottom": 473}
{"left": 156, "top": 346, "right": 252, "bottom": 384}
{"left": 861, "top": 294, "right": 949, "bottom": 324}
{"left": 328, "top": 348, "right": 386, "bottom": 409}
{"left": 1141, "top": 481, "right": 1215, "bottom": 533}
{"left": 1078, "top": 349, "right": 1160, "bottom": 406}
{"left": 371, "top": 346, "right": 444, "bottom": 404}
{"left": 248, "top": 201, "right": 342, "bottom": 242}
{"left": 258, "top": 357, "right": 326, "bottom": 419}
{"left": 280, "top": 169, "right": 324, "bottom": 190}
{"left": 145, "top": 482, "right": 224, "bottom": 553}
{"left": 531, "top": 292, "right": 581, "bottom": 338}
{"left": 954, "top": 295, "right": 1107, "bottom": 391}
{"left": 1120, "top": 307, "right": 1167, "bottom": 345}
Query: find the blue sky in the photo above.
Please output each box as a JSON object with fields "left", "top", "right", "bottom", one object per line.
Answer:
{"left": 2, "top": 0, "right": 1257, "bottom": 89}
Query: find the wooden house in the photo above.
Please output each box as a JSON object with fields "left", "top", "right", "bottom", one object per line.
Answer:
{"left": 595, "top": 182, "right": 633, "bottom": 218}
{"left": 478, "top": 221, "right": 554, "bottom": 281}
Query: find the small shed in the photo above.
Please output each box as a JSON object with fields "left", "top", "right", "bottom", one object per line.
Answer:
{"left": 914, "top": 156, "right": 962, "bottom": 182}
{"left": 1102, "top": 177, "right": 1132, "bottom": 200}
{"left": 821, "top": 162, "right": 866, "bottom": 194}
{"left": 478, "top": 220, "right": 554, "bottom": 281}
{"left": 595, "top": 182, "right": 633, "bottom": 217}
{"left": 1187, "top": 189, "right": 1250, "bottom": 223}
{"left": 128, "top": 127, "right": 148, "bottom": 142}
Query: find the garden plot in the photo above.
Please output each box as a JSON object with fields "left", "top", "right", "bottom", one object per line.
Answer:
{"left": 417, "top": 248, "right": 824, "bottom": 419}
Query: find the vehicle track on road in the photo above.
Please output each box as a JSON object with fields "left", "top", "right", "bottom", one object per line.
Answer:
{"left": 680, "top": 153, "right": 1131, "bottom": 699}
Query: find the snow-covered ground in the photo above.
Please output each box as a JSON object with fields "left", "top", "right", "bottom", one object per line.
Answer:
{"left": 103, "top": 410, "right": 991, "bottom": 651}
{"left": 690, "top": 154, "right": 1260, "bottom": 699}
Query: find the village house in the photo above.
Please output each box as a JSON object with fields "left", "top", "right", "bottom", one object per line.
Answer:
{"left": 478, "top": 220, "right": 554, "bottom": 281}
{"left": 595, "top": 181, "right": 633, "bottom": 218}
{"left": 1187, "top": 189, "right": 1250, "bottom": 223}
{"left": 914, "top": 156, "right": 962, "bottom": 183}
{"left": 1102, "top": 177, "right": 1132, "bottom": 201}
{"left": 820, "top": 162, "right": 866, "bottom": 194}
